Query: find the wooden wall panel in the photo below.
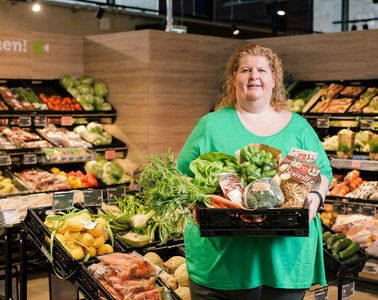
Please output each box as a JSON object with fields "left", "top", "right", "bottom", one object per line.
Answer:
{"left": 248, "top": 30, "right": 378, "bottom": 81}
{"left": 32, "top": 32, "right": 83, "bottom": 79}
{"left": 148, "top": 31, "right": 239, "bottom": 157}
{"left": 84, "top": 31, "right": 150, "bottom": 172}
{"left": 0, "top": 30, "right": 32, "bottom": 78}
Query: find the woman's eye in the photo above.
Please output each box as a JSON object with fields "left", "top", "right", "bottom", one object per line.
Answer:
{"left": 242, "top": 69, "right": 250, "bottom": 73}
{"left": 259, "top": 69, "right": 266, "bottom": 73}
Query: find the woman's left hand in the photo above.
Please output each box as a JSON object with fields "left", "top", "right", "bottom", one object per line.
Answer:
{"left": 307, "top": 192, "right": 321, "bottom": 223}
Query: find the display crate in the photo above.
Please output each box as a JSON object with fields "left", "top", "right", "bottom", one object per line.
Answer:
{"left": 322, "top": 224, "right": 368, "bottom": 278}
{"left": 198, "top": 204, "right": 309, "bottom": 237}
{"left": 22, "top": 204, "right": 123, "bottom": 279}
{"left": 75, "top": 256, "right": 181, "bottom": 300}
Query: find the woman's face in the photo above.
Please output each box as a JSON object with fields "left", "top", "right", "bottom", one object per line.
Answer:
{"left": 234, "top": 55, "right": 275, "bottom": 107}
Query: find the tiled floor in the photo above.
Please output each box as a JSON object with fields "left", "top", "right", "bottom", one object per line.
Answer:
{"left": 22, "top": 272, "right": 378, "bottom": 300}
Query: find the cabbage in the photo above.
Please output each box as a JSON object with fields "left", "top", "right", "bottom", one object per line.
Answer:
{"left": 102, "top": 132, "right": 112, "bottom": 144}
{"left": 73, "top": 79, "right": 81, "bottom": 88}
{"left": 84, "top": 94, "right": 94, "bottom": 105}
{"left": 98, "top": 102, "right": 112, "bottom": 111}
{"left": 67, "top": 87, "right": 80, "bottom": 98}
{"left": 73, "top": 125, "right": 86, "bottom": 136}
{"left": 80, "top": 75, "right": 93, "bottom": 85}
{"left": 60, "top": 74, "right": 74, "bottom": 89}
{"left": 84, "top": 160, "right": 103, "bottom": 178}
{"left": 355, "top": 130, "right": 371, "bottom": 152}
{"left": 101, "top": 172, "right": 118, "bottom": 185}
{"left": 93, "top": 96, "right": 104, "bottom": 108}
{"left": 87, "top": 122, "right": 103, "bottom": 134}
{"left": 103, "top": 162, "right": 124, "bottom": 181}
{"left": 79, "top": 84, "right": 91, "bottom": 95}
{"left": 96, "top": 155, "right": 108, "bottom": 165}
{"left": 94, "top": 81, "right": 108, "bottom": 97}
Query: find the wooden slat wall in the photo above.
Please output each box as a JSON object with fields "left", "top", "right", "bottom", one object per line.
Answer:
{"left": 247, "top": 29, "right": 378, "bottom": 81}
{"left": 0, "top": 29, "right": 83, "bottom": 79}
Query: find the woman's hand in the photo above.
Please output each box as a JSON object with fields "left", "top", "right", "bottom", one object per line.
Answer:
{"left": 307, "top": 192, "right": 321, "bottom": 223}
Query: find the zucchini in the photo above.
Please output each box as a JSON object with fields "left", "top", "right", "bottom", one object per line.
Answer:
{"left": 326, "top": 233, "right": 346, "bottom": 250}
{"left": 331, "top": 238, "right": 352, "bottom": 256}
{"left": 322, "top": 231, "right": 332, "bottom": 243}
{"left": 341, "top": 254, "right": 359, "bottom": 264}
{"left": 339, "top": 242, "right": 360, "bottom": 261}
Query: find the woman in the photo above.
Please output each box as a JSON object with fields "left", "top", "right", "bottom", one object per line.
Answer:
{"left": 177, "top": 44, "right": 332, "bottom": 300}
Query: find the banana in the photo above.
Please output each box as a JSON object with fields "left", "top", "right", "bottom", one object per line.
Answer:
{"left": 1, "top": 178, "right": 13, "bottom": 184}
{"left": 0, "top": 184, "right": 14, "bottom": 194}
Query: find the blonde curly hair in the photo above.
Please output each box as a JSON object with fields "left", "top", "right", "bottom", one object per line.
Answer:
{"left": 215, "top": 44, "right": 287, "bottom": 111}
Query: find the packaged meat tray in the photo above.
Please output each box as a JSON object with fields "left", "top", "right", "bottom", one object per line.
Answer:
{"left": 0, "top": 127, "right": 53, "bottom": 149}
{"left": 37, "top": 125, "right": 92, "bottom": 149}
{"left": 339, "top": 86, "right": 365, "bottom": 98}
{"left": 323, "top": 98, "right": 353, "bottom": 113}
{"left": 322, "top": 83, "right": 344, "bottom": 100}
{"left": 0, "top": 85, "right": 34, "bottom": 110}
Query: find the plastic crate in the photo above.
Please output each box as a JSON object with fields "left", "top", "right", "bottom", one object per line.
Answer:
{"left": 322, "top": 224, "right": 368, "bottom": 278}
{"left": 22, "top": 204, "right": 123, "bottom": 279}
{"left": 198, "top": 205, "right": 309, "bottom": 237}
{"left": 75, "top": 256, "right": 182, "bottom": 300}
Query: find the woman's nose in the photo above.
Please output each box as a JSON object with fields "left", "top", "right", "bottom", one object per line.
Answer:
{"left": 250, "top": 69, "right": 259, "bottom": 79}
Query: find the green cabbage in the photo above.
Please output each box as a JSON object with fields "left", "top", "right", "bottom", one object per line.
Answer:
{"left": 86, "top": 122, "right": 103, "bottom": 134}
{"left": 84, "top": 160, "right": 104, "bottom": 178}
{"left": 101, "top": 173, "right": 118, "bottom": 185}
{"left": 94, "top": 82, "right": 108, "bottom": 97}
{"left": 60, "top": 74, "right": 74, "bottom": 89}
{"left": 103, "top": 162, "right": 124, "bottom": 181}
{"left": 80, "top": 75, "right": 93, "bottom": 85}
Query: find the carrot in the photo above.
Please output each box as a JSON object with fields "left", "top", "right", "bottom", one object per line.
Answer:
{"left": 213, "top": 202, "right": 228, "bottom": 208}
{"left": 209, "top": 195, "right": 246, "bottom": 210}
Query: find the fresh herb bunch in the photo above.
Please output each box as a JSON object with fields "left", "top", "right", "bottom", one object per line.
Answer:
{"left": 138, "top": 149, "right": 210, "bottom": 244}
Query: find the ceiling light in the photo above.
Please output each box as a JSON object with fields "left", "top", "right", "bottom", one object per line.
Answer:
{"left": 351, "top": 24, "right": 357, "bottom": 31}
{"left": 232, "top": 25, "right": 239, "bottom": 35}
{"left": 277, "top": 10, "right": 285, "bottom": 16}
{"left": 32, "top": 3, "right": 40, "bottom": 12}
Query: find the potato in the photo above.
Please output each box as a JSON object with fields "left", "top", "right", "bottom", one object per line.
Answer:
{"left": 86, "top": 224, "right": 104, "bottom": 238}
{"left": 97, "top": 244, "right": 113, "bottom": 255}
{"left": 93, "top": 235, "right": 105, "bottom": 248}
{"left": 57, "top": 224, "right": 68, "bottom": 235}
{"left": 79, "top": 213, "right": 92, "bottom": 222}
{"left": 175, "top": 287, "right": 191, "bottom": 300}
{"left": 160, "top": 273, "right": 177, "bottom": 290}
{"left": 144, "top": 252, "right": 164, "bottom": 269}
{"left": 80, "top": 233, "right": 95, "bottom": 247}
{"left": 95, "top": 217, "right": 107, "bottom": 228}
{"left": 84, "top": 246, "right": 97, "bottom": 257}
{"left": 66, "top": 241, "right": 82, "bottom": 251}
{"left": 66, "top": 217, "right": 84, "bottom": 232}
{"left": 55, "top": 233, "right": 66, "bottom": 245}
{"left": 174, "top": 263, "right": 189, "bottom": 287}
{"left": 71, "top": 248, "right": 84, "bottom": 260}
{"left": 64, "top": 230, "right": 80, "bottom": 242}
{"left": 163, "top": 256, "right": 186, "bottom": 274}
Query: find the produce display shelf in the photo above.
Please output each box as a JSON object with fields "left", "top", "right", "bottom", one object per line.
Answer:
{"left": 75, "top": 257, "right": 181, "bottom": 300}
{"left": 198, "top": 205, "right": 309, "bottom": 237}
{"left": 330, "top": 158, "right": 378, "bottom": 171}
{"left": 22, "top": 204, "right": 123, "bottom": 279}
{"left": 322, "top": 224, "right": 368, "bottom": 279}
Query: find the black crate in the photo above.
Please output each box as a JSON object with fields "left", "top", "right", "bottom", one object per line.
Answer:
{"left": 22, "top": 204, "right": 123, "bottom": 279}
{"left": 198, "top": 205, "right": 309, "bottom": 237}
{"left": 23, "top": 79, "right": 72, "bottom": 98}
{"left": 321, "top": 224, "right": 368, "bottom": 278}
{"left": 75, "top": 257, "right": 182, "bottom": 300}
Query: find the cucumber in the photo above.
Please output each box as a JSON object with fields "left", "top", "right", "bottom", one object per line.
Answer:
{"left": 331, "top": 238, "right": 353, "bottom": 256}
{"left": 339, "top": 242, "right": 360, "bottom": 261}
{"left": 322, "top": 231, "right": 332, "bottom": 243}
{"left": 326, "top": 233, "right": 346, "bottom": 250}
{"left": 341, "top": 254, "right": 359, "bottom": 264}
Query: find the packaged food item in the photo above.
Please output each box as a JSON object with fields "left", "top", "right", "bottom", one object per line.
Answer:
{"left": 369, "top": 133, "right": 378, "bottom": 160}
{"left": 243, "top": 178, "right": 284, "bottom": 209}
{"left": 323, "top": 98, "right": 353, "bottom": 113}
{"left": 288, "top": 147, "right": 318, "bottom": 163}
{"left": 322, "top": 83, "right": 344, "bottom": 100}
{"left": 219, "top": 174, "right": 244, "bottom": 206}
{"left": 278, "top": 155, "right": 321, "bottom": 207}
{"left": 337, "top": 129, "right": 356, "bottom": 159}
{"left": 339, "top": 86, "right": 364, "bottom": 97}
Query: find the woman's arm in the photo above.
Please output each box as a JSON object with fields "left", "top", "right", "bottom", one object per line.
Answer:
{"left": 308, "top": 174, "right": 329, "bottom": 222}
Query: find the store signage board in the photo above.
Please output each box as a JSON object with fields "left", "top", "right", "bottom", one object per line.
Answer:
{"left": 105, "top": 150, "right": 116, "bottom": 160}
{"left": 61, "top": 116, "right": 73, "bottom": 126}
{"left": 362, "top": 262, "right": 378, "bottom": 274}
{"left": 0, "top": 155, "right": 11, "bottom": 166}
{"left": 107, "top": 186, "right": 126, "bottom": 204}
{"left": 19, "top": 116, "right": 31, "bottom": 127}
{"left": 362, "top": 206, "right": 376, "bottom": 216}
{"left": 341, "top": 282, "right": 354, "bottom": 299}
{"left": 23, "top": 153, "right": 37, "bottom": 165}
{"left": 34, "top": 116, "right": 47, "bottom": 127}
{"left": 333, "top": 202, "right": 347, "bottom": 214}
{"left": 317, "top": 117, "right": 329, "bottom": 128}
{"left": 84, "top": 189, "right": 103, "bottom": 207}
{"left": 52, "top": 192, "right": 74, "bottom": 211}
{"left": 2, "top": 209, "right": 20, "bottom": 225}
{"left": 347, "top": 204, "right": 361, "bottom": 214}
{"left": 315, "top": 290, "right": 328, "bottom": 300}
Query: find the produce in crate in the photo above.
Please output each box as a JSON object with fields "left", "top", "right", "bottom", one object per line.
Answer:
{"left": 362, "top": 95, "right": 378, "bottom": 113}
{"left": 50, "top": 167, "right": 98, "bottom": 188}
{"left": 339, "top": 86, "right": 364, "bottom": 98}
{"left": 328, "top": 169, "right": 364, "bottom": 197}
{"left": 16, "top": 169, "right": 71, "bottom": 191}
{"left": 337, "top": 128, "right": 355, "bottom": 159}
{"left": 14, "top": 87, "right": 48, "bottom": 110}
{"left": 0, "top": 170, "right": 16, "bottom": 194}
{"left": 39, "top": 93, "right": 82, "bottom": 111}
{"left": 84, "top": 157, "right": 131, "bottom": 185}
{"left": 1, "top": 127, "right": 53, "bottom": 148}
{"left": 74, "top": 122, "right": 112, "bottom": 146}
{"left": 0, "top": 86, "right": 34, "bottom": 110}
{"left": 38, "top": 124, "right": 92, "bottom": 148}
{"left": 243, "top": 178, "right": 284, "bottom": 209}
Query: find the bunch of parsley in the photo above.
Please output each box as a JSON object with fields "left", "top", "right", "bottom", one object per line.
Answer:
{"left": 138, "top": 149, "right": 210, "bottom": 244}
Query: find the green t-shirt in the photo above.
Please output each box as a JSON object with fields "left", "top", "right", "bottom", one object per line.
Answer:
{"left": 177, "top": 106, "right": 332, "bottom": 290}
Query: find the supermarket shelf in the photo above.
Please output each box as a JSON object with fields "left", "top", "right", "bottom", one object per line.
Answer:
{"left": 330, "top": 158, "right": 378, "bottom": 171}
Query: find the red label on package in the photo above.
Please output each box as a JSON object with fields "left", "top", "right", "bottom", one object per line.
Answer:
{"left": 61, "top": 116, "right": 73, "bottom": 126}
{"left": 278, "top": 155, "right": 320, "bottom": 184}
{"left": 288, "top": 147, "right": 318, "bottom": 163}
{"left": 105, "top": 150, "right": 116, "bottom": 160}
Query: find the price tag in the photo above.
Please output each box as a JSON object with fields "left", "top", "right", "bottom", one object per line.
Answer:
{"left": 52, "top": 192, "right": 75, "bottom": 211}
{"left": 87, "top": 152, "right": 97, "bottom": 161}
{"left": 362, "top": 206, "right": 376, "bottom": 216}
{"left": 61, "top": 116, "right": 73, "bottom": 126}
{"left": 84, "top": 189, "right": 103, "bottom": 207}
{"left": 2, "top": 209, "right": 20, "bottom": 225}
{"left": 23, "top": 153, "right": 37, "bottom": 165}
{"left": 19, "top": 116, "right": 31, "bottom": 127}
{"left": 77, "top": 154, "right": 86, "bottom": 161}
{"left": 360, "top": 117, "right": 373, "bottom": 130}
{"left": 351, "top": 160, "right": 361, "bottom": 168}
{"left": 105, "top": 150, "right": 116, "bottom": 160}
{"left": 333, "top": 202, "right": 347, "bottom": 214}
{"left": 341, "top": 282, "right": 354, "bottom": 299}
{"left": 317, "top": 117, "right": 329, "bottom": 128}
{"left": 50, "top": 156, "right": 58, "bottom": 162}
{"left": 0, "top": 155, "right": 11, "bottom": 166}
{"left": 34, "top": 116, "right": 47, "bottom": 127}
{"left": 67, "top": 155, "right": 75, "bottom": 162}
{"left": 362, "top": 262, "right": 378, "bottom": 274}
{"left": 107, "top": 186, "right": 126, "bottom": 204}
{"left": 315, "top": 290, "right": 328, "bottom": 300}
{"left": 347, "top": 204, "right": 361, "bottom": 214}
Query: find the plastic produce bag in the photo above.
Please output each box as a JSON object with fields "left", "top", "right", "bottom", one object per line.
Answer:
{"left": 243, "top": 178, "right": 284, "bottom": 209}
